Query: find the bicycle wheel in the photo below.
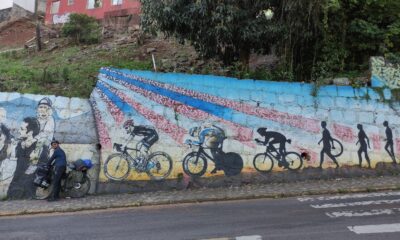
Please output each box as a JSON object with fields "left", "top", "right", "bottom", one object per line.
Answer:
{"left": 182, "top": 152, "right": 208, "bottom": 177}
{"left": 221, "top": 152, "right": 243, "bottom": 176}
{"left": 331, "top": 139, "right": 343, "bottom": 157}
{"left": 104, "top": 153, "right": 131, "bottom": 181}
{"left": 253, "top": 153, "right": 274, "bottom": 173}
{"left": 146, "top": 152, "right": 173, "bottom": 180}
{"left": 34, "top": 185, "right": 53, "bottom": 200}
{"left": 285, "top": 152, "right": 303, "bottom": 171}
{"left": 68, "top": 175, "right": 91, "bottom": 198}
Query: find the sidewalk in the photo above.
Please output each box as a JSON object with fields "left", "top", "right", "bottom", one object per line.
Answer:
{"left": 1, "top": 175, "right": 399, "bottom": 217}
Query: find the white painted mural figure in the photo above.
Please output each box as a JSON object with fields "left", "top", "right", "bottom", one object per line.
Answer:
{"left": 0, "top": 108, "right": 16, "bottom": 198}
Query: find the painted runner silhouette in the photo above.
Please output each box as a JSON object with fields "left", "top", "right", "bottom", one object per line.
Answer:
{"left": 383, "top": 121, "right": 397, "bottom": 164}
{"left": 318, "top": 121, "right": 340, "bottom": 168}
{"left": 356, "top": 124, "right": 371, "bottom": 168}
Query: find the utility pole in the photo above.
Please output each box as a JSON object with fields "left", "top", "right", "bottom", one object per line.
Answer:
{"left": 34, "top": 0, "right": 42, "bottom": 51}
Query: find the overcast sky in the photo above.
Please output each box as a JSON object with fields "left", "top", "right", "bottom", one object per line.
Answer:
{"left": 0, "top": 0, "right": 13, "bottom": 10}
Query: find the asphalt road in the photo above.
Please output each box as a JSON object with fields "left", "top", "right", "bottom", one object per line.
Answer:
{"left": 1, "top": 191, "right": 400, "bottom": 240}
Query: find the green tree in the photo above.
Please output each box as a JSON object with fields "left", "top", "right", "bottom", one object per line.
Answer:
{"left": 62, "top": 13, "right": 101, "bottom": 44}
{"left": 141, "top": 0, "right": 400, "bottom": 81}
{"left": 141, "top": 0, "right": 280, "bottom": 66}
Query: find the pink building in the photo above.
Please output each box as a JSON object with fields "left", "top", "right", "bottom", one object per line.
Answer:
{"left": 45, "top": 0, "right": 141, "bottom": 26}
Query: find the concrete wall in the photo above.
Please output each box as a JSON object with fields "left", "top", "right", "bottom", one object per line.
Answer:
{"left": 91, "top": 68, "right": 400, "bottom": 193}
{"left": 0, "top": 93, "right": 99, "bottom": 199}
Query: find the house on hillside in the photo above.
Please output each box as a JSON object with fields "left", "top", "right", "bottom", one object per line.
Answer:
{"left": 45, "top": 0, "right": 141, "bottom": 30}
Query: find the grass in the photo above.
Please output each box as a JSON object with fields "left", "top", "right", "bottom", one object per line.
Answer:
{"left": 0, "top": 43, "right": 153, "bottom": 98}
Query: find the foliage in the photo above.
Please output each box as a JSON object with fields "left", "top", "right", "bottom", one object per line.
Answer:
{"left": 141, "top": 0, "right": 400, "bottom": 82}
{"left": 141, "top": 0, "right": 280, "bottom": 65}
{"left": 62, "top": 14, "right": 101, "bottom": 44}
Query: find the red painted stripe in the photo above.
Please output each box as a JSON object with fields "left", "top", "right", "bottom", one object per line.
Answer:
{"left": 90, "top": 98, "right": 112, "bottom": 150}
{"left": 94, "top": 88, "right": 125, "bottom": 125}
{"left": 101, "top": 75, "right": 255, "bottom": 147}
{"left": 100, "top": 81, "right": 187, "bottom": 144}
{"left": 333, "top": 123, "right": 355, "bottom": 143}
{"left": 105, "top": 69, "right": 321, "bottom": 134}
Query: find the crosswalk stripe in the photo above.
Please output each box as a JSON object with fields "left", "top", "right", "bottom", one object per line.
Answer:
{"left": 297, "top": 191, "right": 400, "bottom": 202}
{"left": 326, "top": 207, "right": 400, "bottom": 218}
{"left": 310, "top": 198, "right": 400, "bottom": 209}
{"left": 235, "top": 236, "right": 262, "bottom": 240}
{"left": 348, "top": 223, "right": 400, "bottom": 234}
{"left": 200, "top": 236, "right": 262, "bottom": 240}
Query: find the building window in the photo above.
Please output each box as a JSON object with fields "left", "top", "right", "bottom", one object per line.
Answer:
{"left": 68, "top": 0, "right": 74, "bottom": 5}
{"left": 111, "top": 0, "right": 123, "bottom": 5}
{"left": 87, "top": 0, "right": 102, "bottom": 9}
{"left": 50, "top": 1, "right": 60, "bottom": 14}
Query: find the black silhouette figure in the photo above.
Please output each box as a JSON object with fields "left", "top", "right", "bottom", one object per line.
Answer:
{"left": 356, "top": 124, "right": 371, "bottom": 168}
{"left": 318, "top": 121, "right": 340, "bottom": 168}
{"left": 256, "top": 127, "right": 291, "bottom": 168}
{"left": 383, "top": 121, "right": 396, "bottom": 164}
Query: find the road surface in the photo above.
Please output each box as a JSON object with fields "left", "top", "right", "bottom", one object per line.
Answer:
{"left": 1, "top": 191, "right": 400, "bottom": 240}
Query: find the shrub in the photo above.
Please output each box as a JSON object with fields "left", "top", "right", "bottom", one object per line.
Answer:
{"left": 62, "top": 13, "right": 101, "bottom": 44}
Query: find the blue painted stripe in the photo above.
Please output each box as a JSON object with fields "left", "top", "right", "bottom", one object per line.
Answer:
{"left": 100, "top": 68, "right": 239, "bottom": 122}
{"left": 96, "top": 82, "right": 133, "bottom": 114}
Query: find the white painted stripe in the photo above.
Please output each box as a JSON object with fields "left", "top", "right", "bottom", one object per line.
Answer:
{"left": 310, "top": 198, "right": 400, "bottom": 209}
{"left": 236, "top": 236, "right": 262, "bottom": 240}
{"left": 297, "top": 191, "right": 400, "bottom": 202}
{"left": 326, "top": 208, "right": 400, "bottom": 218}
{"left": 348, "top": 223, "right": 400, "bottom": 234}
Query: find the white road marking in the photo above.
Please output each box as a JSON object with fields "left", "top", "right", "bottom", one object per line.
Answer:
{"left": 326, "top": 208, "right": 400, "bottom": 218}
{"left": 236, "top": 236, "right": 262, "bottom": 240}
{"left": 348, "top": 223, "right": 400, "bottom": 234}
{"left": 201, "top": 236, "right": 262, "bottom": 240}
{"left": 297, "top": 191, "right": 400, "bottom": 202}
{"left": 310, "top": 198, "right": 400, "bottom": 209}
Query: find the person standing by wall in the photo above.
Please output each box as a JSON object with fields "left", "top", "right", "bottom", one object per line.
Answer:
{"left": 46, "top": 140, "right": 66, "bottom": 202}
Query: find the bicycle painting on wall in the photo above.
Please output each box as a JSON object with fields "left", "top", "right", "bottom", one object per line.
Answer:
{"left": 182, "top": 125, "right": 243, "bottom": 177}
{"left": 103, "top": 120, "right": 173, "bottom": 181}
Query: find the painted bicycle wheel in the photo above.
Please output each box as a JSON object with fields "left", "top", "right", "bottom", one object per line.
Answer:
{"left": 331, "top": 139, "right": 344, "bottom": 157}
{"left": 104, "top": 153, "right": 130, "bottom": 181}
{"left": 146, "top": 152, "right": 173, "bottom": 180}
{"left": 285, "top": 152, "right": 303, "bottom": 170}
{"left": 182, "top": 152, "right": 208, "bottom": 177}
{"left": 253, "top": 153, "right": 274, "bottom": 173}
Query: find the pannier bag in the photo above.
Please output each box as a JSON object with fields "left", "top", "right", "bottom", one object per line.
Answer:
{"left": 33, "top": 163, "right": 51, "bottom": 188}
{"left": 73, "top": 159, "right": 93, "bottom": 171}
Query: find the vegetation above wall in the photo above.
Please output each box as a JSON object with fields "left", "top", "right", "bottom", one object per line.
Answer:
{"left": 141, "top": 0, "right": 400, "bottom": 83}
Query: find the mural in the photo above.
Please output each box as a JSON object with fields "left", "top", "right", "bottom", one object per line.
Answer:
{"left": 91, "top": 67, "right": 399, "bottom": 187}
{"left": 253, "top": 128, "right": 302, "bottom": 172}
{"left": 0, "top": 95, "right": 97, "bottom": 199}
{"left": 356, "top": 124, "right": 371, "bottom": 168}
{"left": 318, "top": 121, "right": 342, "bottom": 169}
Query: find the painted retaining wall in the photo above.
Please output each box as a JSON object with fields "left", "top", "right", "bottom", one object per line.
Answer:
{"left": 91, "top": 67, "right": 400, "bottom": 194}
{"left": 1, "top": 67, "right": 399, "bottom": 199}
{"left": 0, "top": 93, "right": 99, "bottom": 199}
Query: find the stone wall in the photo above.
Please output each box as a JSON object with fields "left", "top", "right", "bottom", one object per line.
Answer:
{"left": 371, "top": 56, "right": 400, "bottom": 89}
{"left": 0, "top": 8, "right": 11, "bottom": 23}
{"left": 91, "top": 68, "right": 400, "bottom": 194}
{"left": 0, "top": 93, "right": 99, "bottom": 199}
